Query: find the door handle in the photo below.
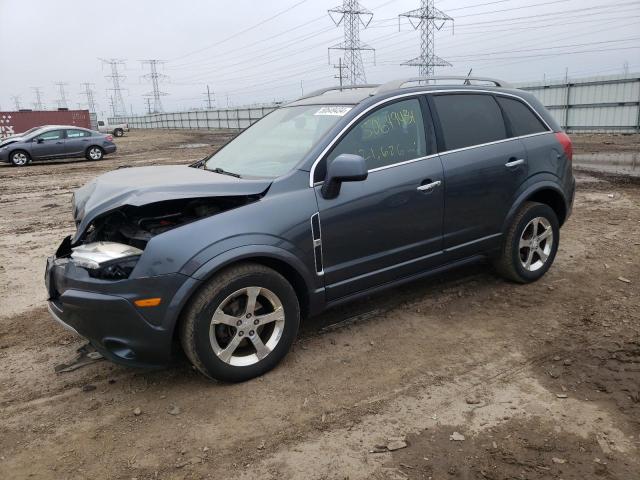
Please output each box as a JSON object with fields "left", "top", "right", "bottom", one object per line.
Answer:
{"left": 417, "top": 180, "right": 442, "bottom": 192}
{"left": 505, "top": 158, "right": 526, "bottom": 168}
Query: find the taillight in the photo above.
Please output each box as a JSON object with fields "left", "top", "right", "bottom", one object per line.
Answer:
{"left": 106, "top": 135, "right": 113, "bottom": 142}
{"left": 555, "top": 131, "right": 573, "bottom": 164}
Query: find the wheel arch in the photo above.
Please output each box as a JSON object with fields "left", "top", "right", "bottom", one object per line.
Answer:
{"left": 526, "top": 188, "right": 567, "bottom": 226}
{"left": 504, "top": 181, "right": 568, "bottom": 234}
{"left": 169, "top": 247, "right": 320, "bottom": 347}
{"left": 85, "top": 144, "right": 105, "bottom": 154}
{"left": 9, "top": 148, "right": 31, "bottom": 160}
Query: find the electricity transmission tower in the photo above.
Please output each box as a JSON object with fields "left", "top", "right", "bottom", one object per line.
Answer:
{"left": 328, "top": 0, "right": 374, "bottom": 85}
{"left": 100, "top": 58, "right": 127, "bottom": 116}
{"left": 55, "top": 82, "right": 69, "bottom": 109}
{"left": 399, "top": 0, "right": 453, "bottom": 77}
{"left": 80, "top": 83, "right": 98, "bottom": 113}
{"left": 141, "top": 59, "right": 168, "bottom": 113}
{"left": 31, "top": 87, "right": 44, "bottom": 110}
{"left": 203, "top": 85, "right": 215, "bottom": 109}
{"left": 11, "top": 95, "right": 21, "bottom": 110}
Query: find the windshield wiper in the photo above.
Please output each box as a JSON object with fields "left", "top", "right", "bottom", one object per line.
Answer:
{"left": 209, "top": 167, "right": 242, "bottom": 178}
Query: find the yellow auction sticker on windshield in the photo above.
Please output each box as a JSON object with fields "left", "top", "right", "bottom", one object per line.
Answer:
{"left": 314, "top": 106, "right": 352, "bottom": 116}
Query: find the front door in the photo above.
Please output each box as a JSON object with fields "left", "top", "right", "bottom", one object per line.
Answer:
{"left": 429, "top": 93, "right": 528, "bottom": 253}
{"left": 30, "top": 129, "right": 66, "bottom": 159}
{"left": 314, "top": 97, "right": 445, "bottom": 300}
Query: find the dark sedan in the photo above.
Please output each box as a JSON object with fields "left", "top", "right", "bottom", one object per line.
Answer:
{"left": 0, "top": 126, "right": 116, "bottom": 166}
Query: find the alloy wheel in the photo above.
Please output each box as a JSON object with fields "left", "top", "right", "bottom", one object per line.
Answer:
{"left": 518, "top": 216, "right": 553, "bottom": 272}
{"left": 209, "top": 286, "right": 285, "bottom": 367}
{"left": 12, "top": 152, "right": 28, "bottom": 166}
{"left": 89, "top": 148, "right": 102, "bottom": 160}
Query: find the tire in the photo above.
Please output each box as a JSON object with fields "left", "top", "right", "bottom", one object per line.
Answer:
{"left": 179, "top": 263, "right": 300, "bottom": 382}
{"left": 86, "top": 146, "right": 104, "bottom": 161}
{"left": 9, "top": 150, "right": 30, "bottom": 167}
{"left": 493, "top": 201, "right": 559, "bottom": 283}
{"left": 113, "top": 128, "right": 124, "bottom": 137}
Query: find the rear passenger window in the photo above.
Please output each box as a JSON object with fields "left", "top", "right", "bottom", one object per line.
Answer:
{"left": 326, "top": 98, "right": 426, "bottom": 171}
{"left": 496, "top": 96, "right": 548, "bottom": 137}
{"left": 432, "top": 94, "right": 507, "bottom": 150}
{"left": 66, "top": 129, "right": 90, "bottom": 138}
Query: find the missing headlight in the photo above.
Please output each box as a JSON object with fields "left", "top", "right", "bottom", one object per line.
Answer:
{"left": 70, "top": 242, "right": 142, "bottom": 280}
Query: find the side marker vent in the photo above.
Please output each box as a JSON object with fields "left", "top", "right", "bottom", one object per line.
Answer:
{"left": 310, "top": 213, "right": 323, "bottom": 275}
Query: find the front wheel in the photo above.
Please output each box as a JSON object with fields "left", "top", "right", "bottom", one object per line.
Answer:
{"left": 493, "top": 201, "right": 560, "bottom": 283}
{"left": 86, "top": 146, "right": 104, "bottom": 161}
{"left": 180, "top": 263, "right": 300, "bottom": 382}
{"left": 10, "top": 150, "right": 30, "bottom": 167}
{"left": 113, "top": 128, "right": 124, "bottom": 137}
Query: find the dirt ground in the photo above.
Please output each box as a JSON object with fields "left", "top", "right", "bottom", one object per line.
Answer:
{"left": 0, "top": 131, "right": 638, "bottom": 480}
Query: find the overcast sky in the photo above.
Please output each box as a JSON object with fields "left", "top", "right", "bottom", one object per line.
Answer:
{"left": 1, "top": 0, "right": 638, "bottom": 118}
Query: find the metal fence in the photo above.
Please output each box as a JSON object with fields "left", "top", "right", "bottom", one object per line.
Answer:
{"left": 516, "top": 74, "right": 640, "bottom": 132}
{"left": 109, "top": 74, "right": 640, "bottom": 133}
{"left": 110, "top": 106, "right": 277, "bottom": 131}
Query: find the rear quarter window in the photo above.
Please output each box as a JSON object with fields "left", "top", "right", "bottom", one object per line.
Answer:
{"left": 496, "top": 96, "right": 549, "bottom": 136}
{"left": 432, "top": 94, "right": 507, "bottom": 151}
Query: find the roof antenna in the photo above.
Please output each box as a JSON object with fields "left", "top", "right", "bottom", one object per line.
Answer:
{"left": 464, "top": 68, "right": 473, "bottom": 85}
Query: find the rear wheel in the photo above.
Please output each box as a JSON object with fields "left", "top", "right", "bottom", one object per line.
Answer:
{"left": 86, "top": 146, "right": 104, "bottom": 161}
{"left": 493, "top": 201, "right": 559, "bottom": 283}
{"left": 9, "top": 150, "right": 30, "bottom": 167}
{"left": 113, "top": 128, "right": 124, "bottom": 137}
{"left": 180, "top": 263, "right": 300, "bottom": 382}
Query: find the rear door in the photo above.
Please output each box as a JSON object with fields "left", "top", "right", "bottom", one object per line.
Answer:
{"left": 429, "top": 92, "right": 528, "bottom": 254}
{"left": 314, "top": 96, "right": 445, "bottom": 300}
{"left": 64, "top": 129, "right": 92, "bottom": 156}
{"left": 30, "top": 129, "right": 66, "bottom": 159}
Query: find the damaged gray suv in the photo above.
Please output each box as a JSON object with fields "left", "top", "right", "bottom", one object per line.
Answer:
{"left": 45, "top": 77, "right": 575, "bottom": 382}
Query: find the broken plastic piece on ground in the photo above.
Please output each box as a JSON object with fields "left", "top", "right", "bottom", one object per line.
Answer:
{"left": 54, "top": 343, "right": 104, "bottom": 373}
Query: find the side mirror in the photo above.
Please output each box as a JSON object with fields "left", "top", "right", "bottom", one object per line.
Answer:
{"left": 36, "top": 138, "right": 44, "bottom": 144}
{"left": 321, "top": 154, "right": 368, "bottom": 199}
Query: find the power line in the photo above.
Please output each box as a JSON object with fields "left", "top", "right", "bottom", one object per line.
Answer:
{"left": 141, "top": 59, "right": 169, "bottom": 113}
{"left": 399, "top": 0, "right": 454, "bottom": 77}
{"left": 328, "top": 0, "right": 375, "bottom": 84}
{"left": 169, "top": 0, "right": 311, "bottom": 62}
{"left": 54, "top": 82, "right": 69, "bottom": 109}
{"left": 100, "top": 58, "right": 127, "bottom": 117}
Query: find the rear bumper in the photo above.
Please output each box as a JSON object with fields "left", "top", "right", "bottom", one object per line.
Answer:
{"left": 104, "top": 144, "right": 117, "bottom": 155}
{"left": 45, "top": 247, "right": 200, "bottom": 368}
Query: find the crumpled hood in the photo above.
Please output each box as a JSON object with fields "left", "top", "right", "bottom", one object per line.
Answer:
{"left": 0, "top": 136, "right": 25, "bottom": 147}
{"left": 72, "top": 165, "right": 272, "bottom": 242}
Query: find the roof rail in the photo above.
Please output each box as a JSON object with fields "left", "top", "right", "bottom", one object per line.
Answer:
{"left": 295, "top": 84, "right": 379, "bottom": 102}
{"left": 375, "top": 76, "right": 511, "bottom": 94}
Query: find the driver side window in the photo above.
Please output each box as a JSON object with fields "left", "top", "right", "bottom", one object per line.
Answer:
{"left": 324, "top": 98, "right": 426, "bottom": 176}
{"left": 36, "top": 130, "right": 63, "bottom": 141}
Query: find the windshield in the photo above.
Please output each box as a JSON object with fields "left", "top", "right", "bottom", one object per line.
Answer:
{"left": 205, "top": 105, "right": 351, "bottom": 178}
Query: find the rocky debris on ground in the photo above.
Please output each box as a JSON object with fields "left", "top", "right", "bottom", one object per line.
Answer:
{"left": 449, "top": 432, "right": 465, "bottom": 441}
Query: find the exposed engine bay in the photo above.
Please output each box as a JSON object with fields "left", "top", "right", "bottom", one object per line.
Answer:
{"left": 79, "top": 195, "right": 260, "bottom": 250}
